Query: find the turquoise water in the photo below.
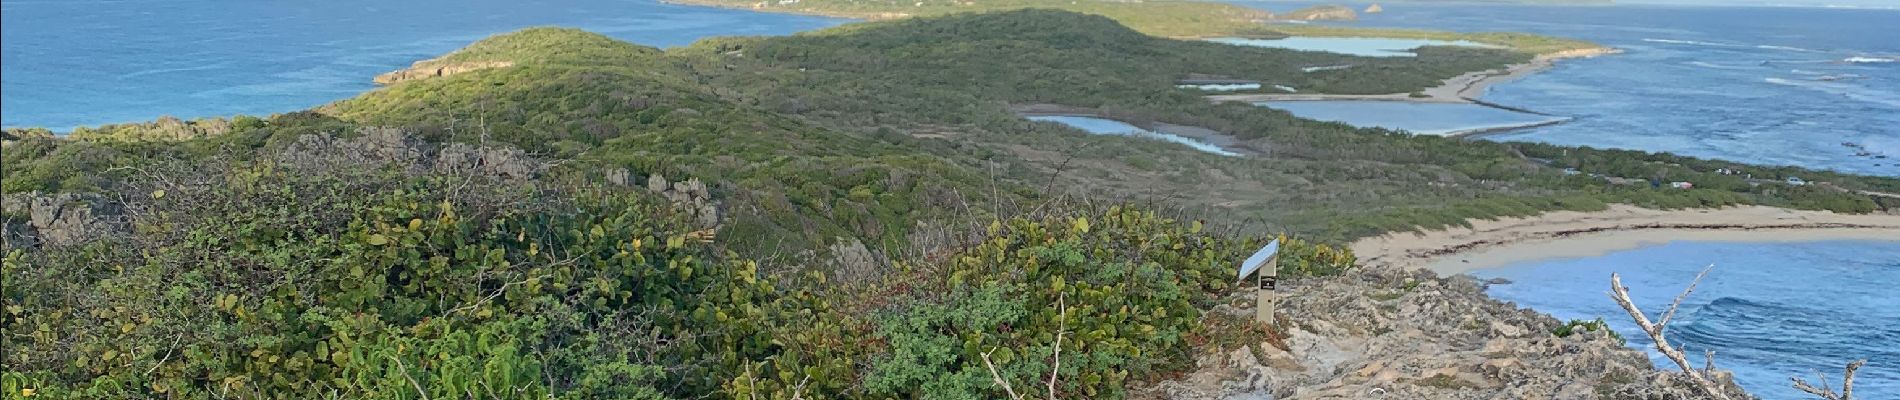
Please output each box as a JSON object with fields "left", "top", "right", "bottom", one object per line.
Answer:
{"left": 1233, "top": 1, "right": 1900, "bottom": 177}
{"left": 1260, "top": 101, "right": 1563, "bottom": 136}
{"left": 0, "top": 0, "right": 845, "bottom": 130}
{"left": 1178, "top": 83, "right": 1264, "bottom": 91}
{"left": 1209, "top": 36, "right": 1498, "bottom": 57}
{"left": 1027, "top": 115, "right": 1239, "bottom": 156}
{"left": 1471, "top": 240, "right": 1900, "bottom": 399}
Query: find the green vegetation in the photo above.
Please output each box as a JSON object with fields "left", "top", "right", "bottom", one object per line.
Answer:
{"left": 671, "top": 0, "right": 1284, "bottom": 38}
{"left": 1554, "top": 318, "right": 1625, "bottom": 345}
{"left": 672, "top": 0, "right": 1602, "bottom": 54}
{"left": 3, "top": 10, "right": 1896, "bottom": 399}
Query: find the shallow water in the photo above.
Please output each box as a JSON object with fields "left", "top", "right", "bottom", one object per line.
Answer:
{"left": 1028, "top": 115, "right": 1239, "bottom": 156}
{"left": 1232, "top": 1, "right": 1900, "bottom": 176}
{"left": 1470, "top": 240, "right": 1900, "bottom": 399}
{"left": 1209, "top": 36, "right": 1497, "bottom": 57}
{"left": 0, "top": 0, "right": 846, "bottom": 130}
{"left": 1258, "top": 101, "right": 1563, "bottom": 136}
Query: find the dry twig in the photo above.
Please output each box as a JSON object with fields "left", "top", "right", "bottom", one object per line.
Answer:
{"left": 1608, "top": 264, "right": 1731, "bottom": 400}
{"left": 1791, "top": 359, "right": 1866, "bottom": 400}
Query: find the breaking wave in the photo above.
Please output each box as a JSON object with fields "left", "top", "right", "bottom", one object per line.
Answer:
{"left": 1765, "top": 77, "right": 1900, "bottom": 108}
{"left": 1685, "top": 61, "right": 1755, "bottom": 70}
{"left": 1642, "top": 38, "right": 1745, "bottom": 48}
{"left": 1844, "top": 56, "right": 1896, "bottom": 64}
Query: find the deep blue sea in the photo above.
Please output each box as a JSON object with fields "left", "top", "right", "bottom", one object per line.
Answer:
{"left": 0, "top": 0, "right": 844, "bottom": 130}
{"left": 1471, "top": 241, "right": 1900, "bottom": 399}
{"left": 1239, "top": 1, "right": 1900, "bottom": 177}
{"left": 5, "top": 1, "right": 1899, "bottom": 398}
{"left": 1226, "top": 3, "right": 1900, "bottom": 398}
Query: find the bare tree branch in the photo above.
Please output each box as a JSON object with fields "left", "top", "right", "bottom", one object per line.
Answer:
{"left": 1608, "top": 269, "right": 1731, "bottom": 400}
{"left": 1791, "top": 360, "right": 1866, "bottom": 400}
{"left": 1658, "top": 264, "right": 1714, "bottom": 328}
{"left": 388, "top": 355, "right": 432, "bottom": 400}
{"left": 1047, "top": 293, "right": 1065, "bottom": 400}
{"left": 981, "top": 348, "right": 1026, "bottom": 400}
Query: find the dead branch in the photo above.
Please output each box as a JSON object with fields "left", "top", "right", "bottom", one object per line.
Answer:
{"left": 982, "top": 293, "right": 1069, "bottom": 400}
{"left": 388, "top": 355, "right": 432, "bottom": 400}
{"left": 1791, "top": 360, "right": 1866, "bottom": 400}
{"left": 1047, "top": 293, "right": 1065, "bottom": 400}
{"left": 980, "top": 348, "right": 1026, "bottom": 400}
{"left": 1608, "top": 265, "right": 1731, "bottom": 400}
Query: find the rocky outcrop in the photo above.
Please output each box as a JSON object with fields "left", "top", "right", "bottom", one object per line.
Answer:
{"left": 2, "top": 193, "right": 126, "bottom": 248}
{"left": 1365, "top": 3, "right": 1383, "bottom": 13}
{"left": 1140, "top": 266, "right": 1746, "bottom": 399}
{"left": 1277, "top": 5, "right": 1357, "bottom": 21}
{"left": 372, "top": 60, "right": 514, "bottom": 85}
{"left": 279, "top": 127, "right": 544, "bottom": 179}
{"left": 639, "top": 172, "right": 722, "bottom": 229}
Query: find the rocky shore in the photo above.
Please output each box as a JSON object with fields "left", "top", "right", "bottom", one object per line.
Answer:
{"left": 1139, "top": 266, "right": 1739, "bottom": 399}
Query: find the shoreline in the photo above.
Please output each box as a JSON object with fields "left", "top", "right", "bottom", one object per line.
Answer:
{"left": 1207, "top": 46, "right": 1621, "bottom": 106}
{"left": 1349, "top": 205, "right": 1900, "bottom": 276}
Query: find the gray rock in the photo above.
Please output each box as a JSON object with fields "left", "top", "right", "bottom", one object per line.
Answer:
{"left": 2, "top": 192, "right": 125, "bottom": 248}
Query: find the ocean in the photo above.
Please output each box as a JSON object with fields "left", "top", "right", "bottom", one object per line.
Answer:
{"left": 0, "top": 0, "right": 844, "bottom": 131}
{"left": 1471, "top": 241, "right": 1900, "bottom": 399}
{"left": 1225, "top": 2, "right": 1900, "bottom": 397}
{"left": 1238, "top": 1, "right": 1900, "bottom": 177}
{"left": 6, "top": 1, "right": 1899, "bottom": 397}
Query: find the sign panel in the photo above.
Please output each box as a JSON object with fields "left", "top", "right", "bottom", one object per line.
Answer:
{"left": 1236, "top": 239, "right": 1281, "bottom": 283}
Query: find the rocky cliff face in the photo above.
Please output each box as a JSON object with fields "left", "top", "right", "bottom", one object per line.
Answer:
{"left": 372, "top": 60, "right": 515, "bottom": 85}
{"left": 1140, "top": 266, "right": 1745, "bottom": 399}
{"left": 2, "top": 192, "right": 126, "bottom": 248}
{"left": 1277, "top": 5, "right": 1357, "bottom": 21}
{"left": 279, "top": 127, "right": 542, "bottom": 179}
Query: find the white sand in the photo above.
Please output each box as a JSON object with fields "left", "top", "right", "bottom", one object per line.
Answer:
{"left": 1208, "top": 47, "right": 1621, "bottom": 105}
{"left": 1348, "top": 205, "right": 1900, "bottom": 276}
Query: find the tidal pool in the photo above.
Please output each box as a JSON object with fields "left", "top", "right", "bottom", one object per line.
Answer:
{"left": 1027, "top": 115, "right": 1239, "bottom": 156}
{"left": 1258, "top": 101, "right": 1564, "bottom": 136}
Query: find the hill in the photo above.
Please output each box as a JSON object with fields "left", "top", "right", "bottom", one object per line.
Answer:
{"left": 1, "top": 10, "right": 1885, "bottom": 399}
{"left": 664, "top": 0, "right": 1604, "bottom": 54}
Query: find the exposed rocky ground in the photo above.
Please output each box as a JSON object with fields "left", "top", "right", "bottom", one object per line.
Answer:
{"left": 1275, "top": 5, "right": 1357, "bottom": 21}
{"left": 372, "top": 60, "right": 515, "bottom": 85}
{"left": 1138, "top": 266, "right": 1747, "bottom": 400}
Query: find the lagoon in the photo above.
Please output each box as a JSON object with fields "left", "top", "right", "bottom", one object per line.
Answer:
{"left": 1209, "top": 36, "right": 1498, "bottom": 57}
{"left": 1258, "top": 101, "right": 1564, "bottom": 136}
{"left": 1028, "top": 115, "right": 1239, "bottom": 156}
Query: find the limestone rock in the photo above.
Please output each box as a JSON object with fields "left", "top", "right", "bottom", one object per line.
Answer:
{"left": 373, "top": 60, "right": 515, "bottom": 85}
{"left": 1365, "top": 3, "right": 1383, "bottom": 13}
{"left": 1137, "top": 265, "right": 1750, "bottom": 399}
{"left": 1277, "top": 5, "right": 1357, "bottom": 21}
{"left": 2, "top": 192, "right": 125, "bottom": 248}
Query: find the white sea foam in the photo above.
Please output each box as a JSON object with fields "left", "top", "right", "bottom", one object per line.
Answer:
{"left": 1844, "top": 56, "right": 1896, "bottom": 64}
{"left": 1765, "top": 77, "right": 1900, "bottom": 109}
{"left": 1642, "top": 38, "right": 1745, "bottom": 48}
{"left": 1756, "top": 44, "right": 1818, "bottom": 53}
{"left": 1686, "top": 61, "right": 1754, "bottom": 70}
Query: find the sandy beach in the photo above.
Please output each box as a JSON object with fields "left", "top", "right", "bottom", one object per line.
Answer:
{"left": 1207, "top": 46, "right": 1622, "bottom": 105}
{"left": 1349, "top": 205, "right": 1900, "bottom": 276}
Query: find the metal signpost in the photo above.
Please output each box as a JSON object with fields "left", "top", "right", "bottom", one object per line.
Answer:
{"left": 1236, "top": 239, "right": 1281, "bottom": 323}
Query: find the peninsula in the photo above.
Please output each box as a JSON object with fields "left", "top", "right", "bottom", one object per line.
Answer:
{"left": 7, "top": 9, "right": 1895, "bottom": 400}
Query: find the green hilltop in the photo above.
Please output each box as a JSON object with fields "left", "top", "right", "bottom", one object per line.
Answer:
{"left": 2, "top": 9, "right": 1891, "bottom": 399}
